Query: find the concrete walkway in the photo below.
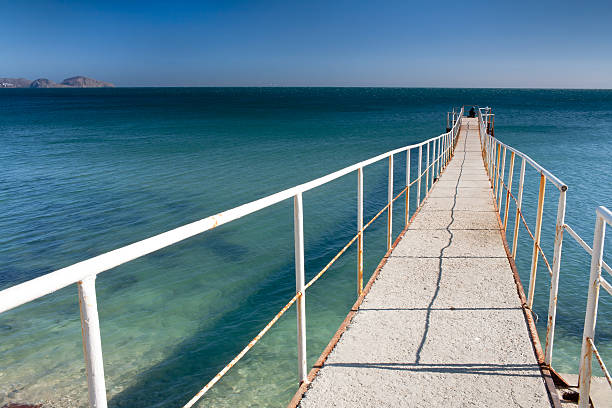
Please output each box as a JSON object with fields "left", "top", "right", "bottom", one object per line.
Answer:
{"left": 299, "top": 118, "right": 553, "bottom": 407}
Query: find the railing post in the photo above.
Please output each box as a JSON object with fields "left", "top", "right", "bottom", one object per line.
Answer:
{"left": 426, "top": 142, "right": 430, "bottom": 193}
{"left": 293, "top": 193, "right": 307, "bottom": 384}
{"left": 438, "top": 137, "right": 442, "bottom": 176}
{"left": 494, "top": 144, "right": 501, "bottom": 202}
{"left": 488, "top": 136, "right": 494, "bottom": 181}
{"left": 545, "top": 186, "right": 567, "bottom": 366}
{"left": 503, "top": 152, "right": 515, "bottom": 230}
{"left": 498, "top": 147, "right": 507, "bottom": 210}
{"left": 432, "top": 138, "right": 436, "bottom": 182}
{"left": 387, "top": 155, "right": 393, "bottom": 251}
{"left": 405, "top": 149, "right": 410, "bottom": 227}
{"left": 417, "top": 145, "right": 422, "bottom": 207}
{"left": 512, "top": 158, "right": 526, "bottom": 259}
{"left": 527, "top": 174, "right": 546, "bottom": 309}
{"left": 577, "top": 212, "right": 606, "bottom": 408}
{"left": 357, "top": 168, "right": 364, "bottom": 295}
{"left": 78, "top": 276, "right": 108, "bottom": 408}
{"left": 448, "top": 132, "right": 451, "bottom": 164}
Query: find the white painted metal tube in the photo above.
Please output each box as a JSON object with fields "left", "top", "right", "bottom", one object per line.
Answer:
{"left": 512, "top": 158, "right": 526, "bottom": 259}
{"left": 417, "top": 145, "right": 422, "bottom": 207}
{"left": 578, "top": 209, "right": 607, "bottom": 408}
{"left": 387, "top": 155, "right": 393, "bottom": 251}
{"left": 494, "top": 143, "right": 501, "bottom": 201}
{"left": 357, "top": 168, "right": 364, "bottom": 295}
{"left": 564, "top": 223, "right": 612, "bottom": 274}
{"left": 545, "top": 188, "right": 567, "bottom": 366}
{"left": 432, "top": 137, "right": 437, "bottom": 181}
{"left": 426, "top": 142, "right": 430, "bottom": 193}
{"left": 293, "top": 193, "right": 307, "bottom": 384}
{"left": 78, "top": 277, "right": 108, "bottom": 408}
{"left": 405, "top": 149, "right": 410, "bottom": 227}
{"left": 600, "top": 277, "right": 612, "bottom": 295}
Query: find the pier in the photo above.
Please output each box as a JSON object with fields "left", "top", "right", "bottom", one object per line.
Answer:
{"left": 1, "top": 109, "right": 610, "bottom": 408}
{"left": 294, "top": 118, "right": 556, "bottom": 407}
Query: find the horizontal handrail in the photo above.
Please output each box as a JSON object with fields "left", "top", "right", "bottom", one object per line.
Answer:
{"left": 564, "top": 223, "right": 612, "bottom": 275}
{"left": 0, "top": 125, "right": 458, "bottom": 315}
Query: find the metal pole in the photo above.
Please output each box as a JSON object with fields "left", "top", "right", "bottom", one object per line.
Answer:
{"left": 488, "top": 136, "right": 493, "bottom": 181}
{"left": 387, "top": 155, "right": 393, "bottom": 251}
{"left": 437, "top": 137, "right": 442, "bottom": 176}
{"left": 527, "top": 174, "right": 546, "bottom": 309}
{"left": 357, "top": 168, "right": 364, "bottom": 295}
{"left": 498, "top": 147, "right": 507, "bottom": 210}
{"left": 512, "top": 158, "right": 526, "bottom": 259}
{"left": 545, "top": 187, "right": 567, "bottom": 366}
{"left": 417, "top": 145, "right": 422, "bottom": 207}
{"left": 293, "top": 193, "right": 307, "bottom": 384}
{"left": 432, "top": 138, "right": 436, "bottom": 182}
{"left": 447, "top": 133, "right": 451, "bottom": 165}
{"left": 426, "top": 142, "right": 430, "bottom": 193}
{"left": 494, "top": 144, "right": 501, "bottom": 202}
{"left": 503, "top": 152, "right": 515, "bottom": 230}
{"left": 446, "top": 133, "right": 450, "bottom": 167}
{"left": 577, "top": 212, "right": 606, "bottom": 408}
{"left": 405, "top": 149, "right": 410, "bottom": 227}
{"left": 78, "top": 276, "right": 108, "bottom": 408}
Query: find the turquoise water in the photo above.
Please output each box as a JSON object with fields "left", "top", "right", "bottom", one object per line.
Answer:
{"left": 0, "top": 88, "right": 610, "bottom": 407}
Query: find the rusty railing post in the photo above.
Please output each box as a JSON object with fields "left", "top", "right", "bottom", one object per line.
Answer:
{"left": 494, "top": 144, "right": 501, "bottom": 205}
{"left": 527, "top": 174, "right": 546, "bottom": 309}
{"left": 498, "top": 146, "right": 507, "bottom": 210}
{"left": 545, "top": 186, "right": 567, "bottom": 366}
{"left": 503, "top": 151, "right": 515, "bottom": 230}
{"left": 512, "top": 158, "right": 526, "bottom": 259}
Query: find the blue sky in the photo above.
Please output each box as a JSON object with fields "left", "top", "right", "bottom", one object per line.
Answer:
{"left": 1, "top": 0, "right": 611, "bottom": 87}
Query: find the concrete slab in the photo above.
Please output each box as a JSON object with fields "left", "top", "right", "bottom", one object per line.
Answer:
{"left": 409, "top": 210, "right": 500, "bottom": 230}
{"left": 428, "top": 187, "right": 493, "bottom": 198}
{"left": 420, "top": 196, "right": 494, "bottom": 211}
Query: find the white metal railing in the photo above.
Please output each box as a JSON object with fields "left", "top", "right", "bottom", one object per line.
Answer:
{"left": 577, "top": 206, "right": 612, "bottom": 407}
{"left": 0, "top": 108, "right": 464, "bottom": 408}
{"left": 477, "top": 107, "right": 568, "bottom": 368}
{"left": 477, "top": 108, "right": 611, "bottom": 408}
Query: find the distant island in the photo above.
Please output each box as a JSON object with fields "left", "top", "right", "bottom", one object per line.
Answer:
{"left": 0, "top": 76, "right": 115, "bottom": 88}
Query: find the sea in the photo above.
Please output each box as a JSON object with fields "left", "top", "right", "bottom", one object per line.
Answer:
{"left": 0, "top": 88, "right": 610, "bottom": 407}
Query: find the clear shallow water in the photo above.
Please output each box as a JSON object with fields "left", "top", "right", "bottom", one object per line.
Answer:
{"left": 0, "top": 88, "right": 610, "bottom": 407}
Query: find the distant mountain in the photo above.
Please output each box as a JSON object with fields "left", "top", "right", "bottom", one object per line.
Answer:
{"left": 61, "top": 76, "right": 114, "bottom": 88}
{"left": 0, "top": 78, "right": 33, "bottom": 88}
{"left": 30, "top": 78, "right": 65, "bottom": 88}
{"left": 0, "top": 76, "right": 114, "bottom": 88}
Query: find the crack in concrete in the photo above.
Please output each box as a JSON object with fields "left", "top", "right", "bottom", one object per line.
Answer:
{"left": 415, "top": 126, "right": 469, "bottom": 364}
